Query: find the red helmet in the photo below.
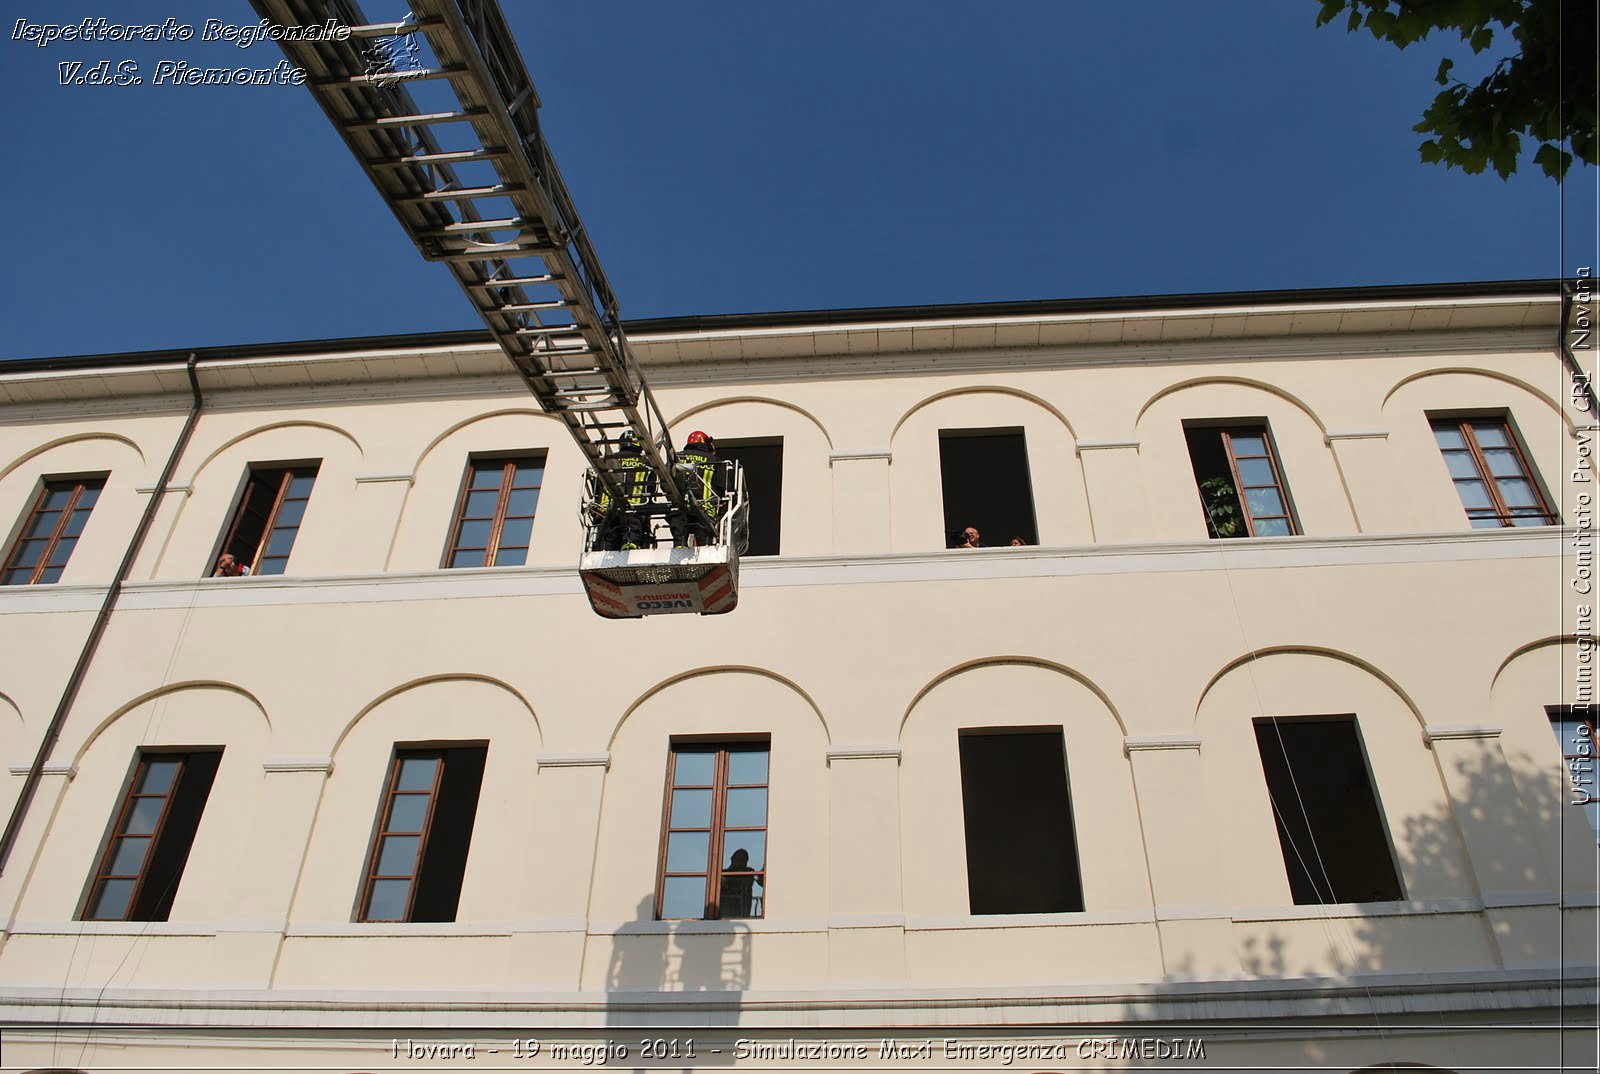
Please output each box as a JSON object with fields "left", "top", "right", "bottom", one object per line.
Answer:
{"left": 686, "top": 430, "right": 710, "bottom": 446}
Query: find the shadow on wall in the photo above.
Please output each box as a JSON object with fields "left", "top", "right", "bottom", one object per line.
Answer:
{"left": 606, "top": 894, "right": 749, "bottom": 1049}
{"left": 1128, "top": 743, "right": 1596, "bottom": 1071}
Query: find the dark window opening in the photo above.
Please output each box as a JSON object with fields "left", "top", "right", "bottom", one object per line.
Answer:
{"left": 360, "top": 745, "right": 487, "bottom": 922}
{"left": 1547, "top": 707, "right": 1600, "bottom": 843}
{"left": 4, "top": 475, "right": 105, "bottom": 586}
{"left": 1185, "top": 424, "right": 1297, "bottom": 538}
{"left": 1253, "top": 717, "right": 1402, "bottom": 904}
{"left": 1431, "top": 416, "right": 1556, "bottom": 528}
{"left": 657, "top": 741, "right": 769, "bottom": 920}
{"left": 939, "top": 429, "right": 1037, "bottom": 547}
{"left": 958, "top": 729, "right": 1084, "bottom": 914}
{"left": 444, "top": 454, "right": 546, "bottom": 567}
{"left": 217, "top": 464, "right": 319, "bottom": 576}
{"left": 84, "top": 750, "right": 222, "bottom": 921}
{"left": 718, "top": 439, "right": 783, "bottom": 556}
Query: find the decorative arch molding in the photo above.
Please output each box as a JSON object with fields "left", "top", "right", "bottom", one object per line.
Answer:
{"left": 889, "top": 385, "right": 1078, "bottom": 443}
{"left": 1134, "top": 375, "right": 1327, "bottom": 433}
{"left": 1194, "top": 645, "right": 1426, "bottom": 731}
{"left": 0, "top": 432, "right": 147, "bottom": 485}
{"left": 0, "top": 689, "right": 21, "bottom": 727}
{"left": 331, "top": 673, "right": 541, "bottom": 758}
{"left": 184, "top": 420, "right": 365, "bottom": 484}
{"left": 1491, "top": 634, "right": 1587, "bottom": 691}
{"left": 407, "top": 406, "right": 568, "bottom": 476}
{"left": 667, "top": 397, "right": 835, "bottom": 449}
{"left": 899, "top": 656, "right": 1127, "bottom": 738}
{"left": 1381, "top": 366, "right": 1571, "bottom": 429}
{"left": 70, "top": 681, "right": 271, "bottom": 765}
{"left": 609, "top": 666, "right": 831, "bottom": 748}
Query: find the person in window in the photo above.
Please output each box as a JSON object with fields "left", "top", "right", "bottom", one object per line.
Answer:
{"left": 718, "top": 847, "right": 760, "bottom": 918}
{"left": 668, "top": 430, "right": 726, "bottom": 549}
{"left": 594, "top": 432, "right": 656, "bottom": 551}
{"left": 1008, "top": 536, "right": 1027, "bottom": 546}
{"left": 955, "top": 526, "right": 982, "bottom": 549}
{"left": 212, "top": 552, "right": 250, "bottom": 577}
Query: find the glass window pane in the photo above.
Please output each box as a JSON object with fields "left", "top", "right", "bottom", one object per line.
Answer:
{"left": 1495, "top": 478, "right": 1537, "bottom": 508}
{"left": 665, "top": 831, "right": 711, "bottom": 873}
{"left": 513, "top": 463, "right": 544, "bottom": 486}
{"left": 264, "top": 528, "right": 298, "bottom": 558}
{"left": 1510, "top": 513, "right": 1551, "bottom": 527}
{"left": 1253, "top": 518, "right": 1292, "bottom": 537}
{"left": 724, "top": 787, "right": 768, "bottom": 828}
{"left": 1471, "top": 423, "right": 1510, "bottom": 448}
{"left": 723, "top": 830, "right": 766, "bottom": 871}
{"left": 1582, "top": 801, "right": 1600, "bottom": 840}
{"left": 12, "top": 540, "right": 46, "bottom": 569}
{"left": 1228, "top": 434, "right": 1265, "bottom": 457}
{"left": 26, "top": 509, "right": 62, "bottom": 538}
{"left": 3, "top": 567, "right": 34, "bottom": 585}
{"left": 287, "top": 474, "right": 316, "bottom": 498}
{"left": 108, "top": 836, "right": 151, "bottom": 876}
{"left": 671, "top": 788, "right": 713, "bottom": 828}
{"left": 673, "top": 752, "right": 715, "bottom": 786}
{"left": 34, "top": 565, "right": 64, "bottom": 584}
{"left": 1244, "top": 487, "right": 1285, "bottom": 518}
{"left": 1469, "top": 516, "right": 1502, "bottom": 529}
{"left": 505, "top": 488, "right": 540, "bottom": 517}
{"left": 497, "top": 515, "right": 534, "bottom": 550}
{"left": 1456, "top": 481, "right": 1493, "bottom": 509}
{"left": 471, "top": 466, "right": 503, "bottom": 490}
{"left": 1443, "top": 451, "right": 1480, "bottom": 480}
{"left": 659, "top": 875, "right": 706, "bottom": 919}
{"left": 77, "top": 484, "right": 101, "bottom": 507}
{"left": 1482, "top": 449, "right": 1523, "bottom": 478}
{"left": 45, "top": 537, "right": 77, "bottom": 568}
{"left": 491, "top": 544, "right": 527, "bottom": 567}
{"left": 454, "top": 519, "right": 492, "bottom": 550}
{"left": 1433, "top": 425, "right": 1467, "bottom": 449}
{"left": 449, "top": 548, "right": 486, "bottom": 569}
{"left": 42, "top": 487, "right": 74, "bottom": 510}
{"left": 364, "top": 878, "right": 411, "bottom": 921}
{"left": 62, "top": 508, "right": 91, "bottom": 538}
{"left": 255, "top": 556, "right": 287, "bottom": 576}
{"left": 139, "top": 760, "right": 181, "bottom": 795}
{"left": 272, "top": 498, "right": 306, "bottom": 528}
{"left": 396, "top": 757, "right": 439, "bottom": 791}
{"left": 1234, "top": 457, "right": 1276, "bottom": 487}
{"left": 376, "top": 834, "right": 421, "bottom": 876}
{"left": 717, "top": 874, "right": 763, "bottom": 919}
{"left": 124, "top": 797, "right": 165, "bottom": 835}
{"left": 727, "top": 750, "right": 768, "bottom": 785}
{"left": 1554, "top": 719, "right": 1595, "bottom": 756}
{"left": 465, "top": 490, "right": 501, "bottom": 518}
{"left": 89, "top": 878, "right": 135, "bottom": 920}
{"left": 386, "top": 793, "right": 429, "bottom": 833}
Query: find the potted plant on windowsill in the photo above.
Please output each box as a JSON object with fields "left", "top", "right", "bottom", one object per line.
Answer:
{"left": 1200, "top": 475, "right": 1244, "bottom": 538}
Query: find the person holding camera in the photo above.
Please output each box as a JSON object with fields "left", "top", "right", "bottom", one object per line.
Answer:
{"left": 956, "top": 526, "right": 982, "bottom": 549}
{"left": 212, "top": 552, "right": 250, "bottom": 577}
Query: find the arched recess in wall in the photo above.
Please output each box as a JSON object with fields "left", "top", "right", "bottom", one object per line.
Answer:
{"left": 14, "top": 682, "right": 270, "bottom": 926}
{"left": 666, "top": 398, "right": 834, "bottom": 556}
{"left": 588, "top": 667, "right": 830, "bottom": 944}
{"left": 1134, "top": 377, "right": 1350, "bottom": 542}
{"left": 1381, "top": 369, "right": 1574, "bottom": 532}
{"left": 0, "top": 433, "right": 150, "bottom": 585}
{"left": 290, "top": 674, "right": 541, "bottom": 928}
{"left": 157, "top": 421, "right": 366, "bottom": 579}
{"left": 1194, "top": 649, "right": 1475, "bottom": 922}
{"left": 389, "top": 408, "right": 589, "bottom": 570}
{"left": 888, "top": 387, "right": 1090, "bottom": 551}
{"left": 898, "top": 660, "right": 1155, "bottom": 970}
{"left": 0, "top": 690, "right": 27, "bottom": 822}
{"left": 1489, "top": 636, "right": 1598, "bottom": 893}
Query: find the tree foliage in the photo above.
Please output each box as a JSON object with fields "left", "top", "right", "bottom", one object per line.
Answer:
{"left": 1316, "top": 0, "right": 1596, "bottom": 179}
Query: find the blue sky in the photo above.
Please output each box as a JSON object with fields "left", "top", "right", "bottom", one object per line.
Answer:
{"left": 2, "top": 0, "right": 1594, "bottom": 359}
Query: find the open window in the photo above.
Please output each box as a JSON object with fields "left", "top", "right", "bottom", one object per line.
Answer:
{"left": 958, "top": 729, "right": 1084, "bottom": 914}
{"left": 1431, "top": 415, "right": 1556, "bottom": 528}
{"left": 216, "top": 463, "right": 318, "bottom": 575}
{"left": 444, "top": 454, "right": 545, "bottom": 567}
{"left": 83, "top": 750, "right": 222, "bottom": 921}
{"left": 939, "top": 428, "right": 1037, "bottom": 548}
{"left": 3, "top": 474, "right": 105, "bottom": 585}
{"left": 717, "top": 439, "right": 783, "bottom": 556}
{"left": 1253, "top": 716, "right": 1402, "bottom": 903}
{"left": 1184, "top": 423, "right": 1297, "bottom": 538}
{"left": 657, "top": 741, "right": 769, "bottom": 920}
{"left": 359, "top": 745, "right": 487, "bottom": 922}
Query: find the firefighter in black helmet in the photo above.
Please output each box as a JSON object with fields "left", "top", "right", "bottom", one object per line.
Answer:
{"left": 668, "top": 430, "right": 726, "bottom": 548}
{"left": 595, "top": 432, "right": 656, "bottom": 551}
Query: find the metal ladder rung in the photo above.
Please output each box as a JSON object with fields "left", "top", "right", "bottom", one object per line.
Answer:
{"left": 418, "top": 217, "right": 531, "bottom": 237}
{"left": 395, "top": 184, "right": 522, "bottom": 203}
{"left": 317, "top": 66, "right": 465, "bottom": 88}
{"left": 374, "top": 148, "right": 507, "bottom": 168}
{"left": 345, "top": 19, "right": 442, "bottom": 37}
{"left": 431, "top": 244, "right": 558, "bottom": 261}
{"left": 348, "top": 109, "right": 488, "bottom": 129}
{"left": 515, "top": 325, "right": 586, "bottom": 338}
{"left": 493, "top": 300, "right": 569, "bottom": 312}
{"left": 477, "top": 274, "right": 562, "bottom": 287}
{"left": 537, "top": 368, "right": 606, "bottom": 378}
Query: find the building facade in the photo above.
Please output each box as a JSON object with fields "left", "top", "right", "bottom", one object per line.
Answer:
{"left": 0, "top": 282, "right": 1594, "bottom": 1072}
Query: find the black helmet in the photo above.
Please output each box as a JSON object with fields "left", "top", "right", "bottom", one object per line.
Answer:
{"left": 618, "top": 431, "right": 639, "bottom": 451}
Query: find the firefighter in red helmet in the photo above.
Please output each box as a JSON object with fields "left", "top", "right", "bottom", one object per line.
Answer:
{"left": 668, "top": 430, "right": 726, "bottom": 548}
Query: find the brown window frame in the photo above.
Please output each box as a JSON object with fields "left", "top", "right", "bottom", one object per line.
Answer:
{"left": 656, "top": 741, "right": 769, "bottom": 921}
{"left": 1219, "top": 425, "right": 1297, "bottom": 537}
{"left": 83, "top": 750, "right": 221, "bottom": 921}
{"left": 442, "top": 454, "right": 546, "bottom": 568}
{"left": 217, "top": 463, "right": 318, "bottom": 576}
{"left": 1430, "top": 416, "right": 1556, "bottom": 528}
{"left": 357, "top": 745, "right": 487, "bottom": 923}
{"left": 3, "top": 475, "right": 106, "bottom": 586}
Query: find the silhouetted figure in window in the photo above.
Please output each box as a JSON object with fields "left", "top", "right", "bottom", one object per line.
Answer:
{"left": 718, "top": 847, "right": 760, "bottom": 918}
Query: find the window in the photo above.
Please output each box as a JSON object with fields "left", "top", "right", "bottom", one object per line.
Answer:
{"left": 444, "top": 455, "right": 544, "bottom": 567}
{"left": 657, "top": 742, "right": 768, "bottom": 920}
{"left": 83, "top": 750, "right": 221, "bottom": 921}
{"left": 1548, "top": 709, "right": 1599, "bottom": 843}
{"left": 939, "top": 428, "right": 1037, "bottom": 547}
{"left": 359, "top": 745, "right": 486, "bottom": 922}
{"left": 958, "top": 729, "right": 1084, "bottom": 914}
{"left": 1431, "top": 417, "right": 1556, "bottom": 528}
{"left": 3, "top": 476, "right": 105, "bottom": 585}
{"left": 718, "top": 439, "right": 783, "bottom": 556}
{"left": 1185, "top": 424, "right": 1297, "bottom": 537}
{"left": 217, "top": 464, "right": 318, "bottom": 576}
{"left": 1253, "top": 717, "right": 1402, "bottom": 903}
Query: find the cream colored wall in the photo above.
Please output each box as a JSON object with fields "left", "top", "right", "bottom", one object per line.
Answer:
{"left": 0, "top": 328, "right": 1590, "bottom": 1003}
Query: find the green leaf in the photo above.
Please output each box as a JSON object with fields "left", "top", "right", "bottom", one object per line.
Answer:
{"left": 1468, "top": 26, "right": 1493, "bottom": 52}
{"left": 1418, "top": 139, "right": 1445, "bottom": 163}
{"left": 1347, "top": 9, "right": 1363, "bottom": 32}
{"left": 1533, "top": 143, "right": 1573, "bottom": 180}
{"left": 1435, "top": 57, "right": 1454, "bottom": 85}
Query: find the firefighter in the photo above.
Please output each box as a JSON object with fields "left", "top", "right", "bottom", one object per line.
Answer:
{"left": 668, "top": 430, "right": 726, "bottom": 548}
{"left": 594, "top": 432, "right": 656, "bottom": 551}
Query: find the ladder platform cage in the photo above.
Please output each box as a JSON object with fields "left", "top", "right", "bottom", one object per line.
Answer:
{"left": 579, "top": 460, "right": 750, "bottom": 618}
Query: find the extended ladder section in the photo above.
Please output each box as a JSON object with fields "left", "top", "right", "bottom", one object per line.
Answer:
{"left": 250, "top": 0, "right": 746, "bottom": 615}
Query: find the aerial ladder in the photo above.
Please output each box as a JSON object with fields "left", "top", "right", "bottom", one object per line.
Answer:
{"left": 249, "top": 0, "right": 748, "bottom": 617}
